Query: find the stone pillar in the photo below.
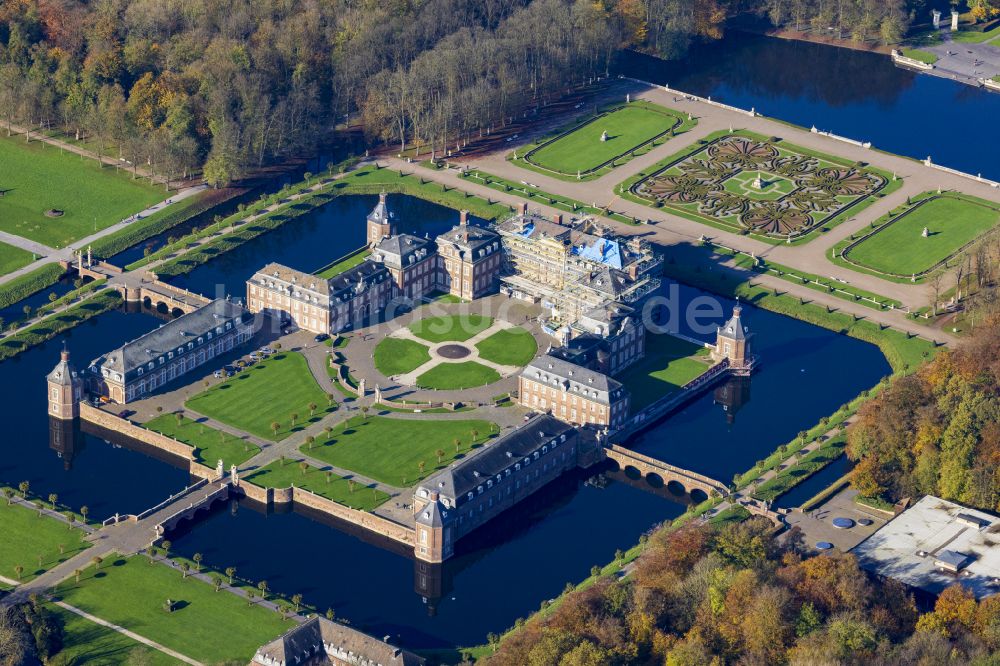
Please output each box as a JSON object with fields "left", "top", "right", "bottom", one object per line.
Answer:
{"left": 216, "top": 458, "right": 224, "bottom": 479}
{"left": 932, "top": 9, "right": 941, "bottom": 28}
{"left": 358, "top": 377, "right": 366, "bottom": 398}
{"left": 230, "top": 465, "right": 239, "bottom": 487}
{"left": 952, "top": 10, "right": 960, "bottom": 31}
{"left": 375, "top": 384, "right": 382, "bottom": 404}
{"left": 87, "top": 246, "right": 92, "bottom": 267}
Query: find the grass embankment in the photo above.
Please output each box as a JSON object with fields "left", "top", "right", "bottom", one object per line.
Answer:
{"left": 615, "top": 334, "right": 712, "bottom": 411}
{"left": 410, "top": 314, "right": 493, "bottom": 342}
{"left": 839, "top": 193, "right": 1000, "bottom": 277}
{"left": 307, "top": 415, "right": 498, "bottom": 486}
{"left": 186, "top": 352, "right": 335, "bottom": 441}
{"left": 53, "top": 556, "right": 289, "bottom": 664}
{"left": 0, "top": 499, "right": 90, "bottom": 583}
{"left": 617, "top": 129, "right": 902, "bottom": 245}
{"left": 899, "top": 48, "right": 938, "bottom": 64}
{"left": 0, "top": 263, "right": 65, "bottom": 309}
{"left": 516, "top": 101, "right": 693, "bottom": 179}
{"left": 315, "top": 247, "right": 371, "bottom": 278}
{"left": 416, "top": 361, "right": 501, "bottom": 390}
{"left": 751, "top": 435, "right": 847, "bottom": 502}
{"left": 0, "top": 289, "right": 121, "bottom": 361}
{"left": 475, "top": 328, "right": 538, "bottom": 366}
{"left": 143, "top": 414, "right": 260, "bottom": 469}
{"left": 89, "top": 187, "right": 239, "bottom": 260}
{"left": 0, "top": 134, "right": 163, "bottom": 248}
{"left": 373, "top": 337, "right": 431, "bottom": 376}
{"left": 132, "top": 165, "right": 512, "bottom": 279}
{"left": 245, "top": 459, "right": 389, "bottom": 510}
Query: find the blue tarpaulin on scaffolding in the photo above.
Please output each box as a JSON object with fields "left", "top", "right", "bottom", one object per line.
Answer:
{"left": 573, "top": 238, "right": 623, "bottom": 269}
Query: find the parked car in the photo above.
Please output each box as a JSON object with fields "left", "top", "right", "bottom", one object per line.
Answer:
{"left": 213, "top": 370, "right": 223, "bottom": 379}
{"left": 118, "top": 409, "right": 134, "bottom": 419}
{"left": 259, "top": 347, "right": 274, "bottom": 355}
{"left": 314, "top": 333, "right": 329, "bottom": 342}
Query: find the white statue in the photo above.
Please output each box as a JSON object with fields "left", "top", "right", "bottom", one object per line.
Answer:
{"left": 922, "top": 227, "right": 930, "bottom": 238}
{"left": 600, "top": 130, "right": 608, "bottom": 142}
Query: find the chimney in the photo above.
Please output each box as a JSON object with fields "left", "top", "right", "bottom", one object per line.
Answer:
{"left": 378, "top": 191, "right": 387, "bottom": 204}
{"left": 553, "top": 214, "right": 563, "bottom": 225}
{"left": 519, "top": 202, "right": 528, "bottom": 216}
{"left": 459, "top": 210, "right": 468, "bottom": 226}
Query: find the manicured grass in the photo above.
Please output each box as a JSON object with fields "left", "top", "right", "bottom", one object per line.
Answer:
{"left": 315, "top": 247, "right": 371, "bottom": 278}
{"left": 409, "top": 314, "right": 493, "bottom": 343}
{"left": 54, "top": 556, "right": 289, "bottom": 664}
{"left": 751, "top": 436, "right": 847, "bottom": 502}
{"left": 0, "top": 262, "right": 64, "bottom": 308}
{"left": 0, "top": 241, "right": 36, "bottom": 277}
{"left": 475, "top": 328, "right": 538, "bottom": 366}
{"left": 307, "top": 415, "right": 498, "bottom": 486}
{"left": 186, "top": 352, "right": 335, "bottom": 441}
{"left": 900, "top": 48, "right": 938, "bottom": 64}
{"left": 373, "top": 337, "right": 432, "bottom": 376}
{"left": 245, "top": 459, "right": 389, "bottom": 510}
{"left": 525, "top": 103, "right": 680, "bottom": 175}
{"left": 952, "top": 24, "right": 1000, "bottom": 43}
{"left": 0, "top": 499, "right": 90, "bottom": 582}
{"left": 50, "top": 605, "right": 179, "bottom": 666}
{"left": 143, "top": 414, "right": 260, "bottom": 469}
{"left": 708, "top": 505, "right": 751, "bottom": 526}
{"left": 615, "top": 334, "right": 711, "bottom": 411}
{"left": 0, "top": 135, "right": 163, "bottom": 248}
{"left": 0, "top": 289, "right": 121, "bottom": 361}
{"left": 844, "top": 194, "right": 1000, "bottom": 276}
{"left": 416, "top": 361, "right": 501, "bottom": 390}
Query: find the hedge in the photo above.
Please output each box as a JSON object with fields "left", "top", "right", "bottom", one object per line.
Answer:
{"left": 0, "top": 264, "right": 65, "bottom": 309}
{"left": 0, "top": 290, "right": 122, "bottom": 361}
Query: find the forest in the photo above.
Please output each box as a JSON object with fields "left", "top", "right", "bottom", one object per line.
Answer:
{"left": 0, "top": 0, "right": 964, "bottom": 188}
{"left": 847, "top": 320, "right": 1000, "bottom": 513}
{"left": 486, "top": 518, "right": 1000, "bottom": 664}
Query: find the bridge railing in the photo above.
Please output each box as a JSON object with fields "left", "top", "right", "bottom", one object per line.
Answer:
{"left": 606, "top": 444, "right": 729, "bottom": 494}
{"left": 134, "top": 479, "right": 209, "bottom": 521}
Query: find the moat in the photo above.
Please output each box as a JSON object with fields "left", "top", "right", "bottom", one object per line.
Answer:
{"left": 11, "top": 31, "right": 988, "bottom": 650}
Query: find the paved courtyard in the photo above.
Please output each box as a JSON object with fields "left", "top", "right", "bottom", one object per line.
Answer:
{"left": 782, "top": 487, "right": 890, "bottom": 554}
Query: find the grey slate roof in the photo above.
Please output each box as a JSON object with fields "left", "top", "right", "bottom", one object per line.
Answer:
{"left": 718, "top": 305, "right": 750, "bottom": 341}
{"left": 47, "top": 347, "right": 80, "bottom": 386}
{"left": 252, "top": 616, "right": 424, "bottom": 666}
{"left": 417, "top": 414, "right": 576, "bottom": 505}
{"left": 579, "top": 266, "right": 629, "bottom": 299}
{"left": 436, "top": 223, "right": 499, "bottom": 259}
{"left": 522, "top": 353, "right": 624, "bottom": 404}
{"left": 90, "top": 299, "right": 250, "bottom": 377}
{"left": 373, "top": 233, "right": 434, "bottom": 269}
{"left": 367, "top": 192, "right": 395, "bottom": 227}
{"left": 328, "top": 260, "right": 391, "bottom": 299}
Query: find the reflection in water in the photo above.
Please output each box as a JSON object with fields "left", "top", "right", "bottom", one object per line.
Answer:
{"left": 48, "top": 417, "right": 82, "bottom": 471}
{"left": 714, "top": 375, "right": 752, "bottom": 426}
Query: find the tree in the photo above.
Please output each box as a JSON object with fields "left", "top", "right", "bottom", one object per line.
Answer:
{"left": 326, "top": 607, "right": 335, "bottom": 621}
{"left": 418, "top": 461, "right": 426, "bottom": 476}
{"left": 299, "top": 461, "right": 309, "bottom": 476}
{"left": 291, "top": 593, "right": 303, "bottom": 612}
{"left": 258, "top": 580, "right": 269, "bottom": 600}
{"left": 436, "top": 448, "right": 445, "bottom": 463}
{"left": 212, "top": 575, "right": 223, "bottom": 591}
{"left": 325, "top": 471, "right": 333, "bottom": 484}
{"left": 308, "top": 402, "right": 317, "bottom": 416}
{"left": 74, "top": 568, "right": 82, "bottom": 583}
{"left": 3, "top": 488, "right": 13, "bottom": 505}
{"left": 47, "top": 493, "right": 58, "bottom": 511}
{"left": 91, "top": 556, "right": 103, "bottom": 570}
{"left": 180, "top": 562, "right": 190, "bottom": 578}
{"left": 454, "top": 437, "right": 461, "bottom": 453}
{"left": 13, "top": 564, "right": 23, "bottom": 581}
{"left": 246, "top": 589, "right": 257, "bottom": 606}
{"left": 226, "top": 567, "right": 236, "bottom": 584}
{"left": 306, "top": 436, "right": 315, "bottom": 450}
{"left": 80, "top": 505, "right": 89, "bottom": 523}
{"left": 290, "top": 412, "right": 299, "bottom": 428}
{"left": 18, "top": 481, "right": 28, "bottom": 498}
{"left": 271, "top": 421, "right": 280, "bottom": 437}
{"left": 193, "top": 552, "right": 203, "bottom": 572}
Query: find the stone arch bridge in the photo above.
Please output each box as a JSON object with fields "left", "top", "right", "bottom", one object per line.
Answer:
{"left": 604, "top": 444, "right": 729, "bottom": 498}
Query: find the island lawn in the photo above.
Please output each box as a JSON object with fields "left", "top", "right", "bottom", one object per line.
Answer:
{"left": 0, "top": 134, "right": 163, "bottom": 248}
{"left": 475, "top": 328, "right": 538, "bottom": 366}
{"left": 409, "top": 314, "right": 493, "bottom": 343}
{"left": 53, "top": 556, "right": 289, "bottom": 664}
{"left": 373, "top": 337, "right": 431, "bottom": 376}
{"left": 846, "top": 195, "right": 1000, "bottom": 276}
{"left": 186, "top": 352, "right": 335, "bottom": 441}
{"left": 416, "top": 361, "right": 501, "bottom": 390}
{"left": 49, "top": 605, "right": 180, "bottom": 666}
{"left": 306, "top": 415, "right": 499, "bottom": 486}
{"left": 526, "top": 103, "right": 679, "bottom": 175}
{"left": 143, "top": 414, "right": 261, "bottom": 469}
{"left": 0, "top": 497, "right": 90, "bottom": 582}
{"left": 616, "top": 334, "right": 712, "bottom": 411}
{"left": 244, "top": 459, "right": 389, "bottom": 510}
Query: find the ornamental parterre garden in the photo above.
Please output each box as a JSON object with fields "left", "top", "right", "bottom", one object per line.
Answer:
{"left": 623, "top": 131, "right": 898, "bottom": 240}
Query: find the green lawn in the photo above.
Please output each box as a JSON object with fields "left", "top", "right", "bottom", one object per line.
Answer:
{"left": 307, "top": 415, "right": 498, "bottom": 486}
{"left": 374, "top": 337, "right": 431, "bottom": 376}
{"left": 416, "top": 361, "right": 501, "bottom": 389}
{"left": 952, "top": 24, "right": 1000, "bottom": 43}
{"left": 0, "top": 497, "right": 91, "bottom": 582}
{"left": 315, "top": 247, "right": 371, "bottom": 278}
{"left": 0, "top": 135, "right": 163, "bottom": 248}
{"left": 186, "top": 352, "right": 335, "bottom": 441}
{"left": 900, "top": 48, "right": 938, "bottom": 64}
{"left": 53, "top": 556, "right": 289, "bottom": 664}
{"left": 615, "top": 334, "right": 711, "bottom": 411}
{"left": 244, "top": 460, "right": 389, "bottom": 510}
{"left": 143, "top": 414, "right": 261, "bottom": 469}
{"left": 409, "top": 314, "right": 493, "bottom": 342}
{"left": 846, "top": 194, "right": 1000, "bottom": 276}
{"left": 525, "top": 103, "right": 680, "bottom": 175}
{"left": 475, "top": 328, "right": 538, "bottom": 366}
{"left": 50, "top": 605, "right": 181, "bottom": 666}
{"left": 0, "top": 241, "right": 36, "bottom": 277}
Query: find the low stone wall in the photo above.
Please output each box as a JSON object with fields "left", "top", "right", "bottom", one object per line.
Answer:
{"left": 80, "top": 404, "right": 194, "bottom": 462}
{"left": 237, "top": 482, "right": 414, "bottom": 547}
